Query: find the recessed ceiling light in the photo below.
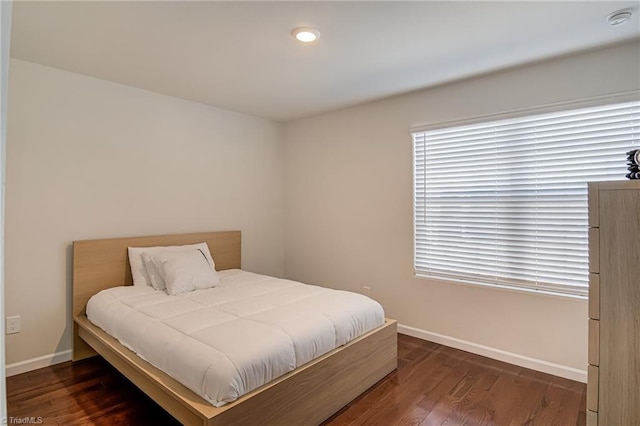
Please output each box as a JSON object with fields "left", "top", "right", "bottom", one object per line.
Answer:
{"left": 291, "top": 27, "right": 321, "bottom": 43}
{"left": 607, "top": 9, "right": 633, "bottom": 26}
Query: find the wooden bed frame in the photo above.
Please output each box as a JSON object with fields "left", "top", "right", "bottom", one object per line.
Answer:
{"left": 72, "top": 231, "right": 397, "bottom": 426}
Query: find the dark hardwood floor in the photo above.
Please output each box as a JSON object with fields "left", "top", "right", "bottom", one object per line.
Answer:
{"left": 6, "top": 334, "right": 586, "bottom": 425}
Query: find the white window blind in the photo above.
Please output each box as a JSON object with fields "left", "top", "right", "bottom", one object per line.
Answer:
{"left": 413, "top": 99, "right": 640, "bottom": 297}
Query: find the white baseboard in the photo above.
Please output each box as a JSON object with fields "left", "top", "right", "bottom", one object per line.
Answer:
{"left": 6, "top": 349, "right": 72, "bottom": 377}
{"left": 398, "top": 324, "right": 587, "bottom": 383}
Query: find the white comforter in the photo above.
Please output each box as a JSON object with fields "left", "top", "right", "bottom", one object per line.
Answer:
{"left": 86, "top": 269, "right": 385, "bottom": 406}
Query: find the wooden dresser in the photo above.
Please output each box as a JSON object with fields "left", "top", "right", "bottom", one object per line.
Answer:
{"left": 587, "top": 181, "right": 640, "bottom": 426}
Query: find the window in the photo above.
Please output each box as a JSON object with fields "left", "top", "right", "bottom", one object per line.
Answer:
{"left": 412, "top": 97, "right": 640, "bottom": 297}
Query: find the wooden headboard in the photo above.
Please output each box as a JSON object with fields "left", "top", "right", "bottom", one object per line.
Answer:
{"left": 72, "top": 230, "right": 241, "bottom": 360}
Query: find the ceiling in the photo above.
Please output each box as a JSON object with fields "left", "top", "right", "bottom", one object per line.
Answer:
{"left": 10, "top": 1, "right": 640, "bottom": 122}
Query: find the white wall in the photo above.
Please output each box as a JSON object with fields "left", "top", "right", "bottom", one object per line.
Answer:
{"left": 283, "top": 40, "right": 640, "bottom": 379}
{"left": 1, "top": 0, "right": 12, "bottom": 418}
{"left": 5, "top": 59, "right": 285, "bottom": 368}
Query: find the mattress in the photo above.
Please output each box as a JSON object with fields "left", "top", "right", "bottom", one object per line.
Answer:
{"left": 86, "top": 269, "right": 385, "bottom": 406}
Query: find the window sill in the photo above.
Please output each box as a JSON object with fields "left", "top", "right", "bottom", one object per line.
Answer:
{"left": 414, "top": 272, "right": 588, "bottom": 301}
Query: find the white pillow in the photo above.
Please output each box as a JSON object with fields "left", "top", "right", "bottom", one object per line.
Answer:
{"left": 141, "top": 252, "right": 167, "bottom": 291}
{"left": 150, "top": 249, "right": 220, "bottom": 295}
{"left": 128, "top": 242, "right": 216, "bottom": 287}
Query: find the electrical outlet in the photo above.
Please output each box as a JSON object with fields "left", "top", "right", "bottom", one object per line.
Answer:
{"left": 362, "top": 286, "right": 371, "bottom": 296}
{"left": 6, "top": 315, "right": 20, "bottom": 334}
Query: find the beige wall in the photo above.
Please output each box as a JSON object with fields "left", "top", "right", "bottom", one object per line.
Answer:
{"left": 5, "top": 59, "right": 285, "bottom": 365}
{"left": 6, "top": 40, "right": 640, "bottom": 376}
{"left": 1, "top": 0, "right": 12, "bottom": 416}
{"left": 283, "top": 41, "right": 640, "bottom": 374}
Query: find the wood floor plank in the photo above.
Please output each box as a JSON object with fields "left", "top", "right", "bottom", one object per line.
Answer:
{"left": 350, "top": 346, "right": 465, "bottom": 425}
{"left": 7, "top": 334, "right": 586, "bottom": 425}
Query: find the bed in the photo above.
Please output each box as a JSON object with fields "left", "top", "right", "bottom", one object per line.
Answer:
{"left": 72, "top": 231, "right": 397, "bottom": 426}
